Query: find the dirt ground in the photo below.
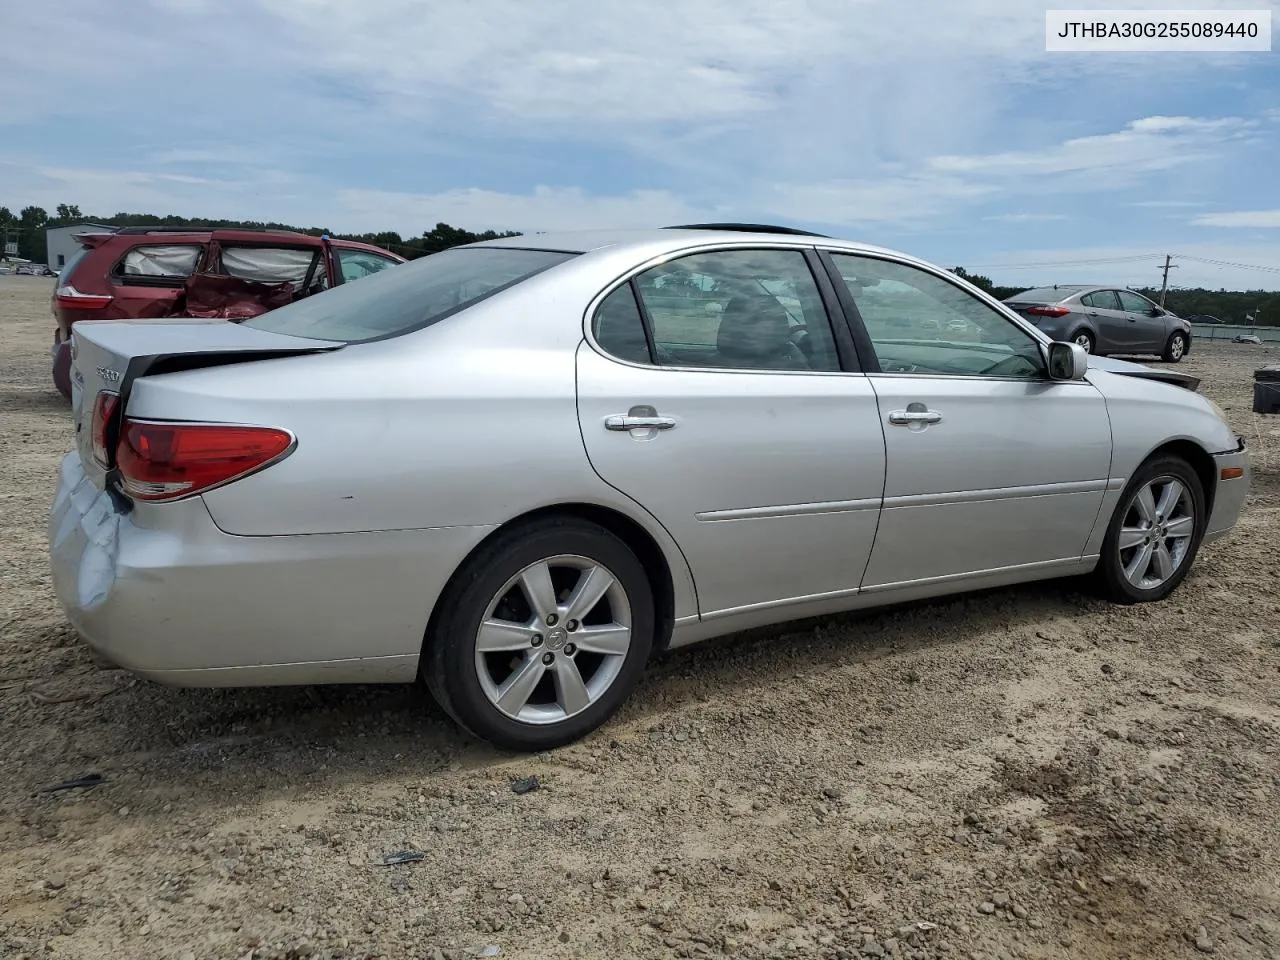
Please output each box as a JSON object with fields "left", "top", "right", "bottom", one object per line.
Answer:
{"left": 1, "top": 273, "right": 1278, "bottom": 960}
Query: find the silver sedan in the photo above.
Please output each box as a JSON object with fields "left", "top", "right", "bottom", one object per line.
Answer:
{"left": 49, "top": 225, "right": 1250, "bottom": 750}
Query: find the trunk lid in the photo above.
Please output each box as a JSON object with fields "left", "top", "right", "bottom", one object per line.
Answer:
{"left": 70, "top": 318, "right": 340, "bottom": 490}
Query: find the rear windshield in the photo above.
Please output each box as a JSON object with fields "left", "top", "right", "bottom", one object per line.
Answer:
{"left": 60, "top": 246, "right": 93, "bottom": 284}
{"left": 1005, "top": 286, "right": 1081, "bottom": 304}
{"left": 242, "top": 247, "right": 577, "bottom": 343}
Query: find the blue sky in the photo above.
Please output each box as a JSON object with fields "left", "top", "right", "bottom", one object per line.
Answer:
{"left": 3, "top": 0, "right": 1280, "bottom": 289}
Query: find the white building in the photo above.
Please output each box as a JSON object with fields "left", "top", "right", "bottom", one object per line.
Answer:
{"left": 45, "top": 223, "right": 114, "bottom": 272}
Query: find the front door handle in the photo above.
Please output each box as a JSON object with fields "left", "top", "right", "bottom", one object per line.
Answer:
{"left": 605, "top": 415, "right": 676, "bottom": 431}
{"left": 888, "top": 409, "right": 943, "bottom": 425}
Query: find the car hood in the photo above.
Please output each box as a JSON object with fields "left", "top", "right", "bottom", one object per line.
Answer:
{"left": 1086, "top": 354, "right": 1200, "bottom": 392}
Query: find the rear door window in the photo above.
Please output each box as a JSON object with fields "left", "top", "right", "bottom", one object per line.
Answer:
{"left": 114, "top": 244, "right": 204, "bottom": 286}
{"left": 1082, "top": 290, "right": 1121, "bottom": 310}
{"left": 241, "top": 247, "right": 578, "bottom": 343}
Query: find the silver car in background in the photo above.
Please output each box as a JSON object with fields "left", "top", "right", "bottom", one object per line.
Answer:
{"left": 49, "top": 225, "right": 1249, "bottom": 751}
{"left": 1005, "top": 284, "right": 1193, "bottom": 362}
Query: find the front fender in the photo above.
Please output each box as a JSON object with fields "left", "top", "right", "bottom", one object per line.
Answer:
{"left": 1089, "top": 369, "right": 1236, "bottom": 481}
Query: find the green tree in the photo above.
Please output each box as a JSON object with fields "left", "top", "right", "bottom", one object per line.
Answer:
{"left": 53, "top": 203, "right": 84, "bottom": 222}
{"left": 18, "top": 206, "right": 48, "bottom": 262}
{"left": 948, "top": 266, "right": 996, "bottom": 295}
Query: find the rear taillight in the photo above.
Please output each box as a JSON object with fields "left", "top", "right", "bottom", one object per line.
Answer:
{"left": 1025, "top": 305, "right": 1071, "bottom": 318}
{"left": 90, "top": 392, "right": 120, "bottom": 467}
{"left": 115, "top": 420, "right": 294, "bottom": 502}
{"left": 54, "top": 284, "right": 113, "bottom": 311}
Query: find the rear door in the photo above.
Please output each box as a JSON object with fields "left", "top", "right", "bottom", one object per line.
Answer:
{"left": 576, "top": 246, "right": 886, "bottom": 618}
{"left": 108, "top": 240, "right": 208, "bottom": 318}
{"left": 1116, "top": 290, "right": 1166, "bottom": 353}
{"left": 1080, "top": 289, "right": 1127, "bottom": 351}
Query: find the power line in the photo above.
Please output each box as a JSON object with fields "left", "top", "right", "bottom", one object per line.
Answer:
{"left": 1170, "top": 254, "right": 1280, "bottom": 275}
{"left": 965, "top": 254, "right": 1162, "bottom": 269}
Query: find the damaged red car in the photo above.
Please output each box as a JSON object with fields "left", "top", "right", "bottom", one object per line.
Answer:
{"left": 50, "top": 226, "right": 405, "bottom": 398}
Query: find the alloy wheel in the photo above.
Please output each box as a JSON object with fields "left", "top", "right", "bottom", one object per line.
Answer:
{"left": 1116, "top": 476, "right": 1196, "bottom": 590}
{"left": 473, "top": 555, "right": 632, "bottom": 725}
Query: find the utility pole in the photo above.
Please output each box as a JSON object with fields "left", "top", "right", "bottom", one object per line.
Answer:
{"left": 1158, "top": 254, "right": 1178, "bottom": 308}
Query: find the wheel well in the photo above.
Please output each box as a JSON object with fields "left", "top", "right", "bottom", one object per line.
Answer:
{"left": 426, "top": 503, "right": 678, "bottom": 657}
{"left": 1148, "top": 440, "right": 1216, "bottom": 516}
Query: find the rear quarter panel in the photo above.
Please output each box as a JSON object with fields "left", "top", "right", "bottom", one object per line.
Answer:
{"left": 125, "top": 256, "right": 700, "bottom": 619}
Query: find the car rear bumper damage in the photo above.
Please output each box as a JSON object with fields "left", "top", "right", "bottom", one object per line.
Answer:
{"left": 1205, "top": 436, "right": 1249, "bottom": 544}
{"left": 47, "top": 453, "right": 494, "bottom": 686}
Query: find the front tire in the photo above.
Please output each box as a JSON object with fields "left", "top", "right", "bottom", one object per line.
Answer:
{"left": 423, "top": 517, "right": 655, "bottom": 751}
{"left": 1095, "top": 456, "right": 1205, "bottom": 604}
{"left": 1163, "top": 331, "right": 1187, "bottom": 363}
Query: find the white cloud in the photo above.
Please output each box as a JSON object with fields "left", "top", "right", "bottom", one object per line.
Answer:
{"left": 929, "top": 117, "right": 1248, "bottom": 179}
{"left": 1128, "top": 200, "right": 1208, "bottom": 208}
{"left": 984, "top": 213, "right": 1069, "bottom": 223}
{"left": 755, "top": 114, "right": 1254, "bottom": 228}
{"left": 1191, "top": 210, "right": 1280, "bottom": 228}
{"left": 335, "top": 186, "right": 714, "bottom": 234}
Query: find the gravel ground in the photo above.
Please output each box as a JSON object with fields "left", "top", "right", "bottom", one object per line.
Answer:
{"left": 1, "top": 273, "right": 1279, "bottom": 960}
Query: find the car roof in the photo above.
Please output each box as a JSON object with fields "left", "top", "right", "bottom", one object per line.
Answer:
{"left": 463, "top": 225, "right": 937, "bottom": 267}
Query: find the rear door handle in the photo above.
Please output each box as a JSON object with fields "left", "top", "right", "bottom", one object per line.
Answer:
{"left": 888, "top": 409, "right": 943, "bottom": 425}
{"left": 605, "top": 415, "right": 676, "bottom": 431}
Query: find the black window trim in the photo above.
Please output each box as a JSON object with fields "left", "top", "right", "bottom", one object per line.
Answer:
{"left": 816, "top": 247, "right": 1069, "bottom": 383}
{"left": 586, "top": 243, "right": 863, "bottom": 375}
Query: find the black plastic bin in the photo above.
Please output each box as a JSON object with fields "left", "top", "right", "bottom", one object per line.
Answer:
{"left": 1254, "top": 366, "right": 1280, "bottom": 414}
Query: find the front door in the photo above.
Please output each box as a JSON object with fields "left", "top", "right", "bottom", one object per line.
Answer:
{"left": 1116, "top": 290, "right": 1166, "bottom": 353}
{"left": 822, "top": 251, "right": 1113, "bottom": 590}
{"left": 576, "top": 246, "right": 887, "bottom": 617}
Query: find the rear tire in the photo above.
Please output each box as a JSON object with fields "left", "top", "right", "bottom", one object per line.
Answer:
{"left": 1094, "top": 455, "right": 1205, "bottom": 605}
{"left": 1072, "top": 329, "right": 1095, "bottom": 354}
{"left": 423, "top": 517, "right": 655, "bottom": 751}
{"left": 1162, "top": 331, "right": 1187, "bottom": 363}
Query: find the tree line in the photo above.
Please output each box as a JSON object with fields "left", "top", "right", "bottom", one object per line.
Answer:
{"left": 0, "top": 203, "right": 520, "bottom": 265}
{"left": 3, "top": 204, "right": 1275, "bottom": 324}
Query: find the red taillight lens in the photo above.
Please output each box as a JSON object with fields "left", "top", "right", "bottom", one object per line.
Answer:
{"left": 90, "top": 392, "right": 120, "bottom": 467}
{"left": 115, "top": 420, "right": 293, "bottom": 502}
{"left": 54, "top": 284, "right": 114, "bottom": 311}
{"left": 1025, "top": 305, "right": 1071, "bottom": 318}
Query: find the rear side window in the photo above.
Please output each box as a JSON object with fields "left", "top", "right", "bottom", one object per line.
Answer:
{"left": 115, "top": 244, "right": 203, "bottom": 284}
{"left": 242, "top": 247, "right": 578, "bottom": 343}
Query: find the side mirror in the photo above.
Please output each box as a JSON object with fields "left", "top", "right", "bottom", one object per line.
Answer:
{"left": 1047, "top": 341, "right": 1088, "bottom": 381}
{"left": 1150, "top": 306, "right": 1164, "bottom": 317}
